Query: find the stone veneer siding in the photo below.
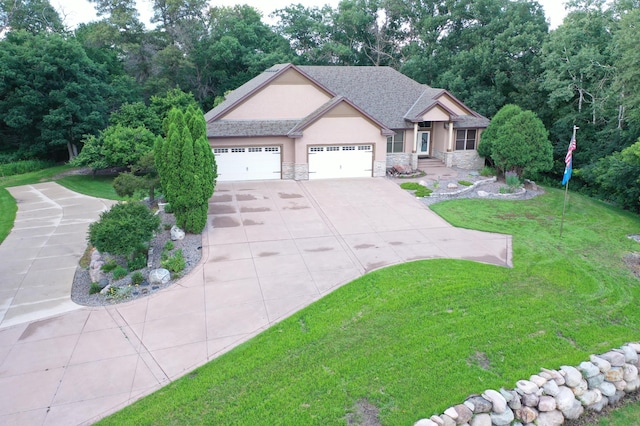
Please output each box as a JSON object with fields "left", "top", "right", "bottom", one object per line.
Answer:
{"left": 373, "top": 160, "right": 386, "bottom": 177}
{"left": 433, "top": 150, "right": 484, "bottom": 169}
{"left": 294, "top": 163, "right": 309, "bottom": 180}
{"left": 281, "top": 162, "right": 294, "bottom": 180}
{"left": 415, "top": 342, "right": 640, "bottom": 426}
{"left": 386, "top": 153, "right": 412, "bottom": 169}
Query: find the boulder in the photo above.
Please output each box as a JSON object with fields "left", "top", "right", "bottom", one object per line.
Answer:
{"left": 542, "top": 368, "right": 565, "bottom": 386}
{"left": 598, "top": 381, "right": 616, "bottom": 397}
{"left": 600, "top": 350, "right": 626, "bottom": 367}
{"left": 521, "top": 392, "right": 539, "bottom": 407}
{"left": 605, "top": 366, "right": 624, "bottom": 382}
{"left": 560, "top": 366, "right": 582, "bottom": 387}
{"left": 529, "top": 374, "right": 547, "bottom": 387}
{"left": 89, "top": 260, "right": 105, "bottom": 283}
{"left": 590, "top": 355, "right": 611, "bottom": 373}
{"left": 171, "top": 225, "right": 185, "bottom": 241}
{"left": 490, "top": 407, "right": 514, "bottom": 426}
{"left": 465, "top": 396, "right": 492, "bottom": 414}
{"left": 477, "top": 190, "right": 489, "bottom": 197}
{"left": 149, "top": 268, "right": 171, "bottom": 285}
{"left": 554, "top": 386, "right": 576, "bottom": 412}
{"left": 515, "top": 406, "right": 537, "bottom": 423}
{"left": 99, "top": 284, "right": 111, "bottom": 295}
{"left": 447, "top": 183, "right": 458, "bottom": 189}
{"left": 623, "top": 363, "right": 638, "bottom": 382}
{"left": 429, "top": 415, "right": 445, "bottom": 425}
{"left": 609, "top": 390, "right": 625, "bottom": 405}
{"left": 625, "top": 377, "right": 640, "bottom": 392}
{"left": 561, "top": 399, "right": 584, "bottom": 420}
{"left": 588, "top": 395, "right": 609, "bottom": 412}
{"left": 621, "top": 345, "right": 639, "bottom": 364}
{"left": 578, "top": 361, "right": 600, "bottom": 378}
{"left": 440, "top": 414, "right": 456, "bottom": 426}
{"left": 538, "top": 395, "right": 556, "bottom": 412}
{"left": 571, "top": 379, "right": 588, "bottom": 397}
{"left": 453, "top": 404, "right": 472, "bottom": 424}
{"left": 469, "top": 413, "right": 491, "bottom": 426}
{"left": 614, "top": 379, "right": 627, "bottom": 391}
{"left": 516, "top": 380, "right": 539, "bottom": 395}
{"left": 587, "top": 373, "right": 605, "bottom": 389}
{"left": 542, "top": 380, "right": 560, "bottom": 397}
{"left": 414, "top": 420, "right": 438, "bottom": 426}
{"left": 443, "top": 407, "right": 458, "bottom": 420}
{"left": 578, "top": 389, "right": 602, "bottom": 406}
{"left": 98, "top": 277, "right": 109, "bottom": 289}
{"left": 507, "top": 393, "right": 522, "bottom": 410}
{"left": 536, "top": 410, "right": 564, "bottom": 426}
{"left": 628, "top": 342, "right": 640, "bottom": 353}
{"left": 481, "top": 389, "right": 506, "bottom": 414}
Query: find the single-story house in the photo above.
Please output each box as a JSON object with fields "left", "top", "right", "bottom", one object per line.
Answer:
{"left": 205, "top": 63, "right": 489, "bottom": 181}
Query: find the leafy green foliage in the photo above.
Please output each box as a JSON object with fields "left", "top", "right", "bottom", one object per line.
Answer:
{"left": 127, "top": 251, "right": 147, "bottom": 271}
{"left": 112, "top": 265, "right": 128, "bottom": 280}
{"left": 156, "top": 106, "right": 215, "bottom": 233}
{"left": 400, "top": 182, "right": 432, "bottom": 197}
{"left": 482, "top": 105, "right": 553, "bottom": 178}
{"left": 89, "top": 282, "right": 102, "bottom": 294}
{"left": 88, "top": 202, "right": 160, "bottom": 258}
{"left": 101, "top": 260, "right": 117, "bottom": 272}
{"left": 161, "top": 249, "right": 185, "bottom": 273}
{"left": 102, "top": 125, "right": 157, "bottom": 168}
{"left": 457, "top": 180, "right": 473, "bottom": 187}
{"left": 109, "top": 102, "right": 163, "bottom": 135}
{"left": 0, "top": 31, "right": 112, "bottom": 161}
{"left": 0, "top": 160, "right": 54, "bottom": 177}
{"left": 130, "top": 271, "right": 144, "bottom": 286}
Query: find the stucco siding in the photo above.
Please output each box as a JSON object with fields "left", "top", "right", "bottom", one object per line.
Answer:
{"left": 224, "top": 84, "right": 331, "bottom": 120}
{"left": 295, "top": 116, "right": 386, "bottom": 164}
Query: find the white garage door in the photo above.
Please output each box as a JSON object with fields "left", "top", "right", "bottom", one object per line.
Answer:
{"left": 213, "top": 146, "right": 281, "bottom": 182}
{"left": 308, "top": 145, "right": 373, "bottom": 179}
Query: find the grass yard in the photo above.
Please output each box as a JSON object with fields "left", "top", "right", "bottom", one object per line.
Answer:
{"left": 98, "top": 188, "right": 640, "bottom": 426}
{"left": 56, "top": 174, "right": 125, "bottom": 200}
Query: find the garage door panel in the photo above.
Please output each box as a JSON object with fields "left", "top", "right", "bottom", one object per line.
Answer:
{"left": 309, "top": 145, "right": 372, "bottom": 179}
{"left": 214, "top": 147, "right": 281, "bottom": 182}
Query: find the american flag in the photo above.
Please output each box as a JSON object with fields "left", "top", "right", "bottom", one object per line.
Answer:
{"left": 562, "top": 136, "right": 577, "bottom": 185}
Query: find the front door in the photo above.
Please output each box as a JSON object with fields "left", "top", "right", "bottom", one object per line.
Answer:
{"left": 417, "top": 131, "right": 430, "bottom": 156}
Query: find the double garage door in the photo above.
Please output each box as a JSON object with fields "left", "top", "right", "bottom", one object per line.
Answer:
{"left": 309, "top": 145, "right": 373, "bottom": 180}
{"left": 212, "top": 144, "right": 373, "bottom": 181}
{"left": 213, "top": 146, "right": 281, "bottom": 182}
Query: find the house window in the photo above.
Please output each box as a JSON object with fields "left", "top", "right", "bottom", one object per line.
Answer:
{"left": 386, "top": 131, "right": 404, "bottom": 153}
{"left": 455, "top": 129, "right": 477, "bottom": 150}
{"left": 418, "top": 121, "right": 432, "bottom": 129}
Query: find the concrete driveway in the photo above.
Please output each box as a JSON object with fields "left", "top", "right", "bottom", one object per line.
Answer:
{"left": 0, "top": 178, "right": 511, "bottom": 425}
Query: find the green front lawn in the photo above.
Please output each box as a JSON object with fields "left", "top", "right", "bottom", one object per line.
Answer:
{"left": 56, "top": 174, "right": 125, "bottom": 200}
{"left": 98, "top": 188, "right": 640, "bottom": 425}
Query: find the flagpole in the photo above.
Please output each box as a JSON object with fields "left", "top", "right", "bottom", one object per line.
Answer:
{"left": 560, "top": 125, "right": 579, "bottom": 238}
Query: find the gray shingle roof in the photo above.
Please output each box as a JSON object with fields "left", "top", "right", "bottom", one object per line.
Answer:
{"left": 207, "top": 120, "right": 299, "bottom": 138}
{"left": 206, "top": 64, "right": 489, "bottom": 138}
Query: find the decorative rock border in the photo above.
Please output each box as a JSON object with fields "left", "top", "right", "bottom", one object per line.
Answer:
{"left": 415, "top": 343, "right": 640, "bottom": 426}
{"left": 429, "top": 177, "right": 497, "bottom": 199}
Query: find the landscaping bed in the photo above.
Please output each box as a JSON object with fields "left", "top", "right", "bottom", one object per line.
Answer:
{"left": 71, "top": 210, "right": 202, "bottom": 306}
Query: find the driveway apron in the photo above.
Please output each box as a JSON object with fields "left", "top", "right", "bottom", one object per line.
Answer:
{"left": 0, "top": 178, "right": 511, "bottom": 425}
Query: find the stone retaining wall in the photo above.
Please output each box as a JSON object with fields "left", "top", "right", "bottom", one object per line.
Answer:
{"left": 415, "top": 342, "right": 640, "bottom": 426}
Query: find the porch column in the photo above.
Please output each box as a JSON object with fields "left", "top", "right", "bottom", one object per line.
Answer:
{"left": 447, "top": 121, "right": 454, "bottom": 151}
{"left": 413, "top": 122, "right": 418, "bottom": 153}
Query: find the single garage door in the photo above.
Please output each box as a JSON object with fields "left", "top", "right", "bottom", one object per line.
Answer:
{"left": 213, "top": 146, "right": 281, "bottom": 182}
{"left": 308, "top": 145, "right": 373, "bottom": 179}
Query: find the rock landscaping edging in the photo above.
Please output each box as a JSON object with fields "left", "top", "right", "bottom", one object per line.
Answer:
{"left": 414, "top": 342, "right": 640, "bottom": 426}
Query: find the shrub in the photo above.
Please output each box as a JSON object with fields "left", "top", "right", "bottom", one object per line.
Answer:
{"left": 163, "top": 203, "right": 173, "bottom": 214}
{"left": 0, "top": 159, "right": 54, "bottom": 176}
{"left": 88, "top": 202, "right": 160, "bottom": 259}
{"left": 164, "top": 240, "right": 174, "bottom": 251}
{"left": 505, "top": 170, "right": 521, "bottom": 188}
{"left": 400, "top": 182, "right": 432, "bottom": 197}
{"left": 480, "top": 166, "right": 495, "bottom": 177}
{"left": 162, "top": 249, "right": 185, "bottom": 273}
{"left": 89, "top": 282, "right": 102, "bottom": 295}
{"left": 112, "top": 265, "right": 128, "bottom": 280}
{"left": 101, "top": 260, "right": 118, "bottom": 272}
{"left": 400, "top": 182, "right": 422, "bottom": 190}
{"left": 458, "top": 180, "right": 473, "bottom": 186}
{"left": 127, "top": 251, "right": 147, "bottom": 271}
{"left": 131, "top": 271, "right": 144, "bottom": 286}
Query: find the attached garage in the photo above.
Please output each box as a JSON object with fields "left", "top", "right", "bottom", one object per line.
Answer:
{"left": 213, "top": 146, "right": 281, "bottom": 182}
{"left": 308, "top": 145, "right": 373, "bottom": 179}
